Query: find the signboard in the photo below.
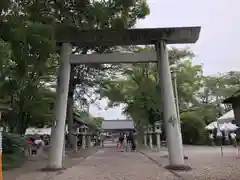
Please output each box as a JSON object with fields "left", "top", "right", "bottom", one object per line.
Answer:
{"left": 168, "top": 115, "right": 177, "bottom": 127}
{"left": 55, "top": 26, "right": 201, "bottom": 46}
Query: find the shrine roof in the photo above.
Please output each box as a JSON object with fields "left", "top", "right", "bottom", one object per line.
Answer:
{"left": 102, "top": 120, "right": 135, "bottom": 130}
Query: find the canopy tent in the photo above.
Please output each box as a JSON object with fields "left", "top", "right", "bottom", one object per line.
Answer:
{"left": 205, "top": 121, "right": 239, "bottom": 131}
{"left": 217, "top": 110, "right": 234, "bottom": 123}
{"left": 220, "top": 122, "right": 239, "bottom": 132}
{"left": 205, "top": 121, "right": 218, "bottom": 130}
{"left": 25, "top": 127, "right": 52, "bottom": 135}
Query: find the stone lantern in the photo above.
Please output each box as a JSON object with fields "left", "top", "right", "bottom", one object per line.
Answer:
{"left": 154, "top": 121, "right": 162, "bottom": 133}
{"left": 80, "top": 125, "right": 88, "bottom": 148}
{"left": 147, "top": 125, "right": 153, "bottom": 149}
{"left": 86, "top": 130, "right": 92, "bottom": 148}
{"left": 154, "top": 121, "right": 162, "bottom": 151}
{"left": 143, "top": 126, "right": 148, "bottom": 147}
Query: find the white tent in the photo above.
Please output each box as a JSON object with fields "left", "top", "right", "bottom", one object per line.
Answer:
{"left": 220, "top": 122, "right": 239, "bottom": 131}
{"left": 205, "top": 121, "right": 239, "bottom": 131}
{"left": 217, "top": 110, "right": 235, "bottom": 123}
{"left": 25, "top": 127, "right": 51, "bottom": 135}
{"left": 205, "top": 121, "right": 218, "bottom": 130}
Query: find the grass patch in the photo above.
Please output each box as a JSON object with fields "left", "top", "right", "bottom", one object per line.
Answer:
{"left": 2, "top": 132, "right": 28, "bottom": 170}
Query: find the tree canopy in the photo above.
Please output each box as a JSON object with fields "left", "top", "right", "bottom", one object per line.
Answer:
{"left": 97, "top": 47, "right": 240, "bottom": 144}
{"left": 0, "top": 0, "right": 150, "bottom": 135}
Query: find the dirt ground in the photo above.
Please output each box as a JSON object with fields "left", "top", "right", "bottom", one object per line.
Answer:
{"left": 141, "top": 145, "right": 240, "bottom": 180}
{"left": 3, "top": 147, "right": 99, "bottom": 180}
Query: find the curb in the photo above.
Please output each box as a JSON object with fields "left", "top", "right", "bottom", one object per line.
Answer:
{"left": 139, "top": 151, "right": 187, "bottom": 180}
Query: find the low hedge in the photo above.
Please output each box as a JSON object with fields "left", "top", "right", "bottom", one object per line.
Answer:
{"left": 2, "top": 132, "right": 28, "bottom": 170}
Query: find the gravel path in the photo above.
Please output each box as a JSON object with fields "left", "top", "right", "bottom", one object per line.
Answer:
{"left": 141, "top": 146, "right": 240, "bottom": 180}
{"left": 15, "top": 148, "right": 179, "bottom": 180}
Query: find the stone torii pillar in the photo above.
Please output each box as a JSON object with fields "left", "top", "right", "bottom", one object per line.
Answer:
{"left": 155, "top": 41, "right": 187, "bottom": 169}
{"left": 47, "top": 43, "right": 72, "bottom": 170}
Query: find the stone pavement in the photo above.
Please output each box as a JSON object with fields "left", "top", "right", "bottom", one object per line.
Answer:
{"left": 16, "top": 148, "right": 180, "bottom": 180}
{"left": 3, "top": 147, "right": 99, "bottom": 180}
{"left": 141, "top": 146, "right": 240, "bottom": 180}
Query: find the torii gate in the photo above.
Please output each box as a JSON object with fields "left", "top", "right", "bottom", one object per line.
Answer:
{"left": 47, "top": 26, "right": 201, "bottom": 170}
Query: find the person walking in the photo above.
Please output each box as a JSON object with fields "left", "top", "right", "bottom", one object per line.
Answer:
{"left": 128, "top": 132, "right": 136, "bottom": 152}
{"left": 119, "top": 134, "right": 124, "bottom": 149}
{"left": 34, "top": 136, "right": 45, "bottom": 159}
{"left": 123, "top": 133, "right": 127, "bottom": 151}
{"left": 27, "top": 137, "right": 35, "bottom": 160}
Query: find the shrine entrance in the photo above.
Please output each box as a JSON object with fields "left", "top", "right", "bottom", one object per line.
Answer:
{"left": 48, "top": 26, "right": 201, "bottom": 170}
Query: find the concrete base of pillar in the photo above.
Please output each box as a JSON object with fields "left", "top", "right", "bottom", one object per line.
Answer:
{"left": 164, "top": 164, "right": 192, "bottom": 171}
{"left": 162, "top": 154, "right": 189, "bottom": 160}
{"left": 41, "top": 167, "right": 66, "bottom": 172}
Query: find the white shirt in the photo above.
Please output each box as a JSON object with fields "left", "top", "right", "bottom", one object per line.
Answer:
{"left": 230, "top": 133, "right": 236, "bottom": 139}
{"left": 217, "top": 131, "right": 222, "bottom": 137}
{"left": 34, "top": 139, "right": 44, "bottom": 146}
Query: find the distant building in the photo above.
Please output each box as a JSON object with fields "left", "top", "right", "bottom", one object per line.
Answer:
{"left": 101, "top": 119, "right": 135, "bottom": 134}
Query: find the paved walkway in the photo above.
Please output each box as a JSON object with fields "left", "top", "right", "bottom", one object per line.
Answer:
{"left": 141, "top": 146, "right": 240, "bottom": 180}
{"left": 16, "top": 148, "right": 179, "bottom": 180}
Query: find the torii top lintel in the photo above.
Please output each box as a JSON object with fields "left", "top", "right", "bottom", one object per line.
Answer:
{"left": 55, "top": 26, "right": 201, "bottom": 47}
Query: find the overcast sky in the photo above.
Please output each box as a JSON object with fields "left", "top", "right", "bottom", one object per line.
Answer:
{"left": 90, "top": 0, "right": 240, "bottom": 119}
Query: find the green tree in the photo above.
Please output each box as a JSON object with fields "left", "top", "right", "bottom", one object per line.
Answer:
{"left": 0, "top": 19, "right": 57, "bottom": 133}
{"left": 181, "top": 111, "right": 207, "bottom": 145}
{"left": 0, "top": 0, "right": 150, "bottom": 137}
{"left": 97, "top": 48, "right": 203, "bottom": 130}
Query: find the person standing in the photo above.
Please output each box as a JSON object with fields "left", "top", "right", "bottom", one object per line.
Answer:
{"left": 27, "top": 137, "right": 35, "bottom": 160}
{"left": 123, "top": 133, "right": 127, "bottom": 151}
{"left": 34, "top": 136, "right": 45, "bottom": 159}
{"left": 216, "top": 130, "right": 223, "bottom": 145}
{"left": 128, "top": 132, "right": 136, "bottom": 151}
{"left": 209, "top": 133, "right": 214, "bottom": 146}
{"left": 230, "top": 132, "right": 237, "bottom": 147}
{"left": 119, "top": 133, "right": 124, "bottom": 149}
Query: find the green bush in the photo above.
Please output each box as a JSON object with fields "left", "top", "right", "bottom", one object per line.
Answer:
{"left": 181, "top": 112, "right": 208, "bottom": 145}
{"left": 2, "top": 132, "right": 28, "bottom": 170}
